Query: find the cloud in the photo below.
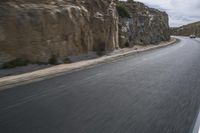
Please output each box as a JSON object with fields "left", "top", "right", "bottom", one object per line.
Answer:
{"left": 134, "top": 0, "right": 200, "bottom": 27}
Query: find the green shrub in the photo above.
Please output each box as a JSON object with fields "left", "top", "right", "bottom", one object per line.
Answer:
{"left": 2, "top": 58, "right": 29, "bottom": 69}
{"left": 48, "top": 55, "right": 58, "bottom": 65}
{"left": 95, "top": 42, "right": 106, "bottom": 56}
{"left": 116, "top": 3, "right": 131, "bottom": 18}
{"left": 64, "top": 57, "right": 72, "bottom": 64}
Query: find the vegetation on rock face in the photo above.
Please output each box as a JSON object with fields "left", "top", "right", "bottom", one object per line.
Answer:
{"left": 118, "top": 1, "right": 170, "bottom": 47}
{"left": 2, "top": 58, "right": 29, "bottom": 69}
{"left": 116, "top": 3, "right": 131, "bottom": 18}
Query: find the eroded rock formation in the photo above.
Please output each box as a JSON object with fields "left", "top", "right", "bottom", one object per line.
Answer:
{"left": 118, "top": 1, "right": 170, "bottom": 48}
{"left": 0, "top": 0, "right": 170, "bottom": 66}
{"left": 0, "top": 0, "right": 119, "bottom": 64}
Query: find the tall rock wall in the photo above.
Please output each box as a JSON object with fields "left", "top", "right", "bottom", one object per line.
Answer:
{"left": 0, "top": 0, "right": 170, "bottom": 65}
{"left": 118, "top": 1, "right": 170, "bottom": 48}
{"left": 0, "top": 0, "right": 119, "bottom": 64}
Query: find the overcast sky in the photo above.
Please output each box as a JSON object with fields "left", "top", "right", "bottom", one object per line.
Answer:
{"left": 133, "top": 0, "right": 200, "bottom": 27}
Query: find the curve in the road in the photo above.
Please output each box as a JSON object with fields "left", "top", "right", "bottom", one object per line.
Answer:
{"left": 0, "top": 36, "right": 200, "bottom": 133}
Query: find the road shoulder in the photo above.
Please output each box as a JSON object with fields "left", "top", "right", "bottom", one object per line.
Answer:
{"left": 0, "top": 37, "right": 177, "bottom": 90}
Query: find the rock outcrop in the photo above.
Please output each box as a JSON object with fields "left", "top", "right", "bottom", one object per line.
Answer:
{"left": 171, "top": 21, "right": 200, "bottom": 37}
{"left": 0, "top": 0, "right": 170, "bottom": 66}
{"left": 117, "top": 0, "right": 170, "bottom": 48}
{"left": 0, "top": 0, "right": 119, "bottom": 64}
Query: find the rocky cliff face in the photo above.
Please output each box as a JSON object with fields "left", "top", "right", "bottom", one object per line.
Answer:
{"left": 0, "top": 0, "right": 170, "bottom": 65}
{"left": 0, "top": 0, "right": 119, "bottom": 64}
{"left": 118, "top": 0, "right": 170, "bottom": 48}
{"left": 171, "top": 21, "right": 200, "bottom": 37}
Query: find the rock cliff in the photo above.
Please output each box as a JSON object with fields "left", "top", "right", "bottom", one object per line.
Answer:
{"left": 117, "top": 0, "right": 170, "bottom": 48}
{"left": 171, "top": 21, "right": 200, "bottom": 37}
{"left": 0, "top": 0, "right": 170, "bottom": 65}
{"left": 0, "top": 0, "right": 119, "bottom": 64}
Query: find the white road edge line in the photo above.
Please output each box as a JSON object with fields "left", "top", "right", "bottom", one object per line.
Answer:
{"left": 193, "top": 110, "right": 200, "bottom": 133}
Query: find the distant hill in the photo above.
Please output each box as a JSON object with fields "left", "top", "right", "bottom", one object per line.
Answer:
{"left": 171, "top": 21, "right": 200, "bottom": 37}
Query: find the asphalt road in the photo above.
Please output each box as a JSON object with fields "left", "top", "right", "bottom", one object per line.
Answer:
{"left": 0, "top": 36, "right": 200, "bottom": 133}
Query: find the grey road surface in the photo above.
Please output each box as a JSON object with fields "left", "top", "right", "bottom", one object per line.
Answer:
{"left": 0, "top": 36, "right": 200, "bottom": 133}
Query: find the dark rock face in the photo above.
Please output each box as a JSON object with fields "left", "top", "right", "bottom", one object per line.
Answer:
{"left": 118, "top": 1, "right": 170, "bottom": 48}
{"left": 171, "top": 21, "right": 200, "bottom": 37}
